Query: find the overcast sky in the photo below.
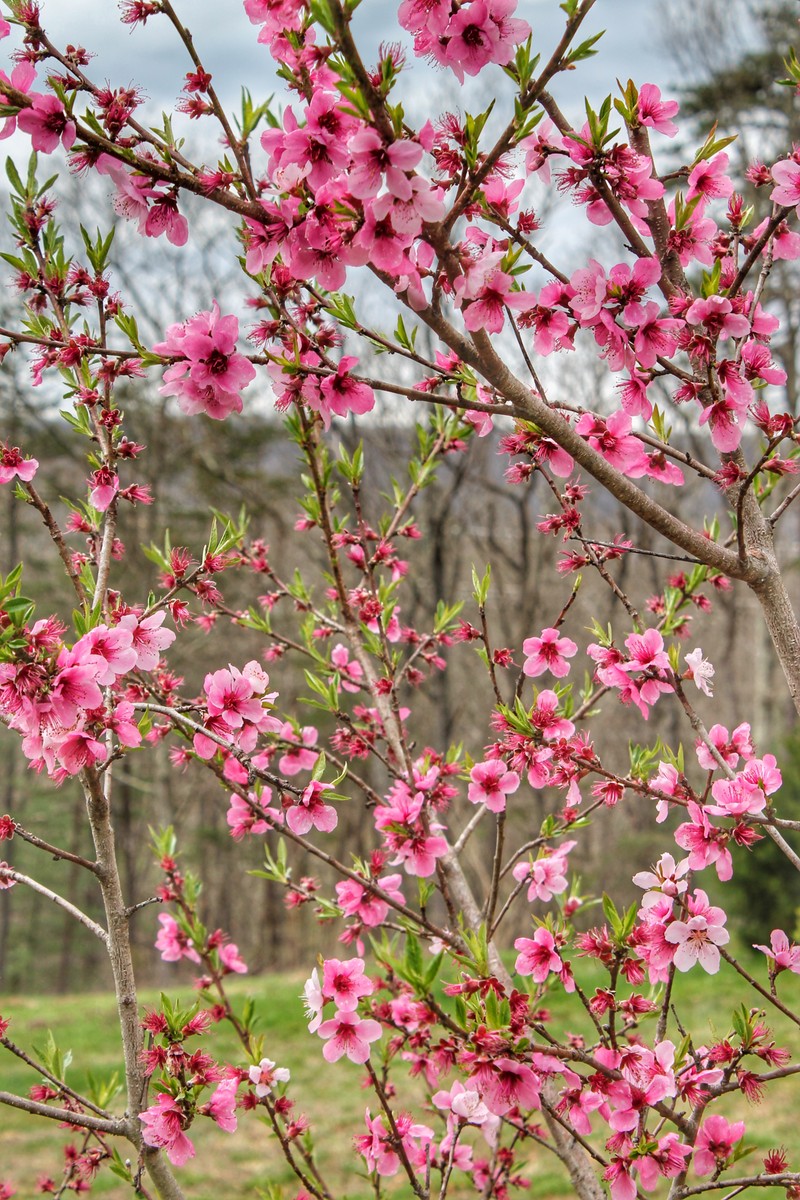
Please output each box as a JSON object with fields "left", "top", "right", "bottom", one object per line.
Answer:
{"left": 30, "top": 0, "right": 674, "bottom": 125}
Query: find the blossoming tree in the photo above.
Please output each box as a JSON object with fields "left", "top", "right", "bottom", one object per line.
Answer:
{"left": 2, "top": 1, "right": 800, "bottom": 1199}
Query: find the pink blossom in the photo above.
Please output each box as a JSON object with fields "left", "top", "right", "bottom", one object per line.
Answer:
{"left": 155, "top": 913, "right": 201, "bottom": 964}
{"left": 511, "top": 843, "right": 574, "bottom": 902}
{"left": 695, "top": 723, "right": 753, "bottom": 771}
{"left": 88, "top": 467, "right": 119, "bottom": 512}
{"left": 771, "top": 158, "right": 800, "bottom": 213}
{"left": 139, "top": 1093, "right": 195, "bottom": 1165}
{"left": 219, "top": 942, "right": 248, "bottom": 974}
{"left": 278, "top": 723, "right": 319, "bottom": 775}
{"left": 226, "top": 791, "right": 270, "bottom": 840}
{"left": 248, "top": 1057, "right": 290, "bottom": 1097}
{"left": 687, "top": 153, "right": 733, "bottom": 202}
{"left": 674, "top": 802, "right": 733, "bottom": 881}
{"left": 204, "top": 665, "right": 264, "bottom": 730}
{"left": 317, "top": 1009, "right": 382, "bottom": 1063}
{"left": 203, "top": 1079, "right": 239, "bottom": 1132}
{"left": 753, "top": 929, "right": 800, "bottom": 975}
{"left": 522, "top": 627, "right": 578, "bottom": 678}
{"left": 693, "top": 1114, "right": 745, "bottom": 1176}
{"left": 531, "top": 689, "right": 575, "bottom": 740}
{"left": 514, "top": 927, "right": 564, "bottom": 981}
{"left": 335, "top": 874, "right": 404, "bottom": 927}
{"left": 707, "top": 774, "right": 766, "bottom": 818}
{"left": 432, "top": 1080, "right": 491, "bottom": 1126}
{"left": 575, "top": 411, "right": 649, "bottom": 475}
{"left": 144, "top": 193, "right": 189, "bottom": 246}
{"left": 117, "top": 611, "right": 176, "bottom": 671}
{"left": 0, "top": 444, "right": 38, "bottom": 484}
{"left": 155, "top": 303, "right": 256, "bottom": 420}
{"left": 685, "top": 295, "right": 750, "bottom": 340}
{"left": 109, "top": 701, "right": 142, "bottom": 749}
{"left": 321, "top": 957, "right": 373, "bottom": 1011}
{"left": 331, "top": 643, "right": 363, "bottom": 692}
{"left": 17, "top": 93, "right": 76, "bottom": 153}
{"left": 286, "top": 780, "right": 338, "bottom": 836}
{"left": 356, "top": 1108, "right": 434, "bottom": 1176}
{"left": 632, "top": 853, "right": 689, "bottom": 911}
{"left": 81, "top": 624, "right": 137, "bottom": 686}
{"left": 467, "top": 760, "right": 520, "bottom": 813}
{"left": 472, "top": 1056, "right": 541, "bottom": 1116}
{"left": 347, "top": 128, "right": 422, "bottom": 201}
{"left": 622, "top": 627, "right": 671, "bottom": 673}
{"left": 398, "top": 0, "right": 451, "bottom": 36}
{"left": 303, "top": 968, "right": 324, "bottom": 1033}
{"left": 315, "top": 357, "right": 375, "bottom": 428}
{"left": 664, "top": 889, "right": 729, "bottom": 973}
{"left": 454, "top": 252, "right": 533, "bottom": 334}
{"left": 637, "top": 84, "right": 679, "bottom": 137}
{"left": 684, "top": 648, "right": 714, "bottom": 697}
{"left": 55, "top": 727, "right": 108, "bottom": 775}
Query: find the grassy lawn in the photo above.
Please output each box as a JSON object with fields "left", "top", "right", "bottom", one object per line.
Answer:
{"left": 1, "top": 956, "right": 799, "bottom": 1198}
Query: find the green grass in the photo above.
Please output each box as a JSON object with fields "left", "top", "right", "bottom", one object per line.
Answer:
{"left": 1, "top": 957, "right": 799, "bottom": 1199}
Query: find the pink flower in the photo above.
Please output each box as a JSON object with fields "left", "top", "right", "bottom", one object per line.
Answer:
{"left": 632, "top": 853, "right": 689, "bottom": 911}
{"left": 693, "top": 1114, "right": 745, "bottom": 1176}
{"left": 472, "top": 1056, "right": 541, "bottom": 1116}
{"left": 155, "top": 913, "right": 201, "bottom": 964}
{"left": 303, "top": 968, "right": 324, "bottom": 1033}
{"left": 204, "top": 665, "right": 264, "bottom": 730}
{"left": 117, "top": 611, "right": 176, "bottom": 671}
{"left": 88, "top": 467, "right": 119, "bottom": 512}
{"left": 154, "top": 303, "right": 256, "bottom": 420}
{"left": 432, "top": 1080, "right": 491, "bottom": 1126}
{"left": 0, "top": 444, "right": 38, "bottom": 484}
{"left": 17, "top": 93, "right": 76, "bottom": 153}
{"left": 771, "top": 158, "right": 800, "bottom": 213}
{"left": 637, "top": 83, "right": 679, "bottom": 137}
{"left": 674, "top": 802, "right": 733, "bottom": 881}
{"left": 278, "top": 723, "right": 319, "bottom": 775}
{"left": 522, "top": 627, "right": 578, "bottom": 678}
{"left": 685, "top": 295, "right": 750, "bottom": 340}
{"left": 321, "top": 957, "right": 373, "bottom": 1011}
{"left": 695, "top": 722, "right": 753, "bottom": 771}
{"left": 347, "top": 128, "right": 422, "bottom": 201}
{"left": 622, "top": 627, "right": 670, "bottom": 673}
{"left": 335, "top": 874, "right": 404, "bottom": 927}
{"left": 330, "top": 643, "right": 363, "bottom": 692}
{"left": 356, "top": 1109, "right": 434, "bottom": 1176}
{"left": 219, "top": 942, "right": 248, "bottom": 974}
{"left": 684, "top": 648, "right": 714, "bottom": 697}
{"left": 226, "top": 791, "right": 270, "bottom": 840}
{"left": 664, "top": 889, "right": 729, "bottom": 973}
{"left": 139, "top": 1093, "right": 195, "bottom": 1165}
{"left": 286, "top": 780, "right": 338, "bottom": 836}
{"left": 511, "top": 843, "right": 574, "bottom": 902}
{"left": 467, "top": 760, "right": 520, "bottom": 813}
{"left": 203, "top": 1079, "right": 239, "bottom": 1132}
{"left": 754, "top": 929, "right": 800, "bottom": 975}
{"left": 575, "top": 411, "right": 649, "bottom": 476}
{"left": 248, "top": 1057, "right": 290, "bottom": 1097}
{"left": 81, "top": 624, "right": 137, "bottom": 686}
{"left": 530, "top": 689, "right": 575, "bottom": 739}
{"left": 514, "top": 928, "right": 564, "bottom": 981}
{"left": 687, "top": 153, "right": 733, "bottom": 202}
{"left": 55, "top": 727, "right": 108, "bottom": 775}
{"left": 315, "top": 357, "right": 375, "bottom": 428}
{"left": 457, "top": 263, "right": 533, "bottom": 334}
{"left": 317, "top": 1010, "right": 382, "bottom": 1063}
